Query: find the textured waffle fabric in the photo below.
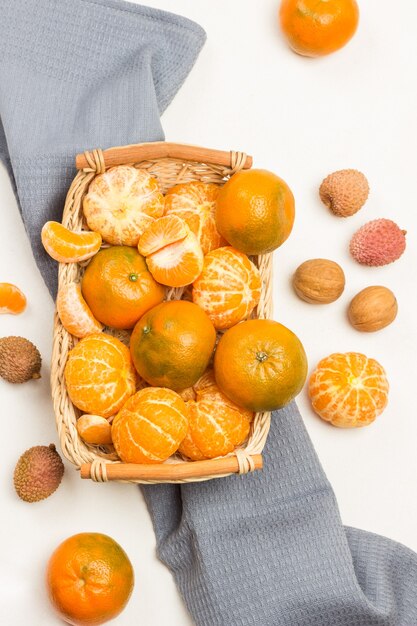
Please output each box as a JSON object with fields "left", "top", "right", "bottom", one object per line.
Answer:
{"left": 1, "top": 2, "right": 417, "bottom": 625}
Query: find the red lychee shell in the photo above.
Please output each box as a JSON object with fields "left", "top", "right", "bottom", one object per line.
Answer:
{"left": 350, "top": 219, "right": 406, "bottom": 266}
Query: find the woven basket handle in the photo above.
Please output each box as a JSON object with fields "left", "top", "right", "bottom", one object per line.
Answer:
{"left": 75, "top": 142, "right": 252, "bottom": 171}
{"left": 80, "top": 454, "right": 263, "bottom": 482}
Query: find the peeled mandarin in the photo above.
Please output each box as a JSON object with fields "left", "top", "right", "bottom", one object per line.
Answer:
{"left": 192, "top": 246, "right": 262, "bottom": 330}
{"left": 64, "top": 333, "right": 136, "bottom": 418}
{"left": 112, "top": 387, "right": 188, "bottom": 464}
{"left": 164, "top": 181, "right": 226, "bottom": 254}
{"left": 83, "top": 166, "right": 164, "bottom": 246}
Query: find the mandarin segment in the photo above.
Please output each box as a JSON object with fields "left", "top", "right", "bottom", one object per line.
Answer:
{"left": 138, "top": 215, "right": 204, "bottom": 288}
{"left": 112, "top": 387, "right": 188, "bottom": 463}
{"left": 192, "top": 246, "right": 262, "bottom": 330}
{"left": 64, "top": 333, "right": 136, "bottom": 418}
{"left": 83, "top": 166, "right": 164, "bottom": 246}
{"left": 164, "top": 181, "right": 226, "bottom": 254}
{"left": 57, "top": 282, "right": 103, "bottom": 338}
{"left": 309, "top": 352, "right": 389, "bottom": 428}
{"left": 76, "top": 414, "right": 113, "bottom": 445}
{"left": 41, "top": 221, "right": 102, "bottom": 263}
{"left": 0, "top": 283, "right": 27, "bottom": 315}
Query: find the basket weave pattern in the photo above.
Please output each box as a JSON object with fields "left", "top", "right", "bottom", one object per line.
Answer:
{"left": 51, "top": 144, "right": 273, "bottom": 483}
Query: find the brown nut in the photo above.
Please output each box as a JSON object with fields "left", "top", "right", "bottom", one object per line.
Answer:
{"left": 348, "top": 286, "right": 398, "bottom": 332}
{"left": 293, "top": 259, "right": 345, "bottom": 304}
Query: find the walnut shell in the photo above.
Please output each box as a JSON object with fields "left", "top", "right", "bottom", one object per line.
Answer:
{"left": 348, "top": 286, "right": 398, "bottom": 332}
{"left": 293, "top": 259, "right": 345, "bottom": 304}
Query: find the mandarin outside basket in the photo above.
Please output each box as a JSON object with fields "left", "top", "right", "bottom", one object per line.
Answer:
{"left": 51, "top": 142, "right": 273, "bottom": 484}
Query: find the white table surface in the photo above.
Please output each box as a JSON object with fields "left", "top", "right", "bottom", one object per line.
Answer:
{"left": 1, "top": 1, "right": 416, "bottom": 624}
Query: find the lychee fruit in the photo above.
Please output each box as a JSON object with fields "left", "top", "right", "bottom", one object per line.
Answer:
{"left": 320, "top": 169, "right": 369, "bottom": 217}
{"left": 350, "top": 219, "right": 406, "bottom": 266}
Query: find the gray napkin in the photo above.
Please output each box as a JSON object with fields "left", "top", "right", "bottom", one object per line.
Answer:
{"left": 1, "top": 1, "right": 417, "bottom": 625}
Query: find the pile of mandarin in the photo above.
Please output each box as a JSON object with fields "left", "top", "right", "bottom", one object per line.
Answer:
{"left": 43, "top": 165, "right": 310, "bottom": 464}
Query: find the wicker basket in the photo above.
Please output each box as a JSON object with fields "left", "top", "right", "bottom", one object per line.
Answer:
{"left": 51, "top": 142, "right": 273, "bottom": 484}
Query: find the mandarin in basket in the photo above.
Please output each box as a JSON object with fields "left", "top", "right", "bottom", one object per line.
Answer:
{"left": 179, "top": 371, "right": 252, "bottom": 461}
{"left": 81, "top": 246, "right": 165, "bottom": 329}
{"left": 83, "top": 166, "right": 164, "bottom": 246}
{"left": 112, "top": 387, "right": 188, "bottom": 463}
{"left": 309, "top": 352, "right": 389, "bottom": 428}
{"left": 214, "top": 319, "right": 308, "bottom": 412}
{"left": 192, "top": 246, "right": 262, "bottom": 330}
{"left": 164, "top": 181, "right": 226, "bottom": 254}
{"left": 41, "top": 221, "right": 102, "bottom": 263}
{"left": 46, "top": 532, "right": 134, "bottom": 626}
{"left": 130, "top": 300, "right": 216, "bottom": 391}
{"left": 138, "top": 215, "right": 203, "bottom": 287}
{"left": 216, "top": 169, "right": 295, "bottom": 255}
{"left": 279, "top": 0, "right": 359, "bottom": 58}
{"left": 57, "top": 283, "right": 103, "bottom": 338}
{"left": 64, "top": 333, "right": 136, "bottom": 418}
{"left": 0, "top": 283, "right": 26, "bottom": 315}
{"left": 77, "top": 414, "right": 113, "bottom": 445}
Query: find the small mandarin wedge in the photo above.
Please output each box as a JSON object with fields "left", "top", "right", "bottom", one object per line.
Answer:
{"left": 76, "top": 414, "right": 113, "bottom": 445}
{"left": 192, "top": 246, "right": 262, "bottom": 330}
{"left": 112, "top": 387, "right": 188, "bottom": 464}
{"left": 41, "top": 221, "right": 102, "bottom": 263}
{"left": 57, "top": 283, "right": 103, "bottom": 338}
{"left": 164, "top": 181, "right": 226, "bottom": 254}
{"left": 309, "top": 352, "right": 389, "bottom": 428}
{"left": 0, "top": 283, "right": 26, "bottom": 314}
{"left": 83, "top": 166, "right": 164, "bottom": 246}
{"left": 64, "top": 333, "right": 136, "bottom": 418}
{"left": 138, "top": 214, "right": 204, "bottom": 287}
{"left": 179, "top": 371, "right": 253, "bottom": 461}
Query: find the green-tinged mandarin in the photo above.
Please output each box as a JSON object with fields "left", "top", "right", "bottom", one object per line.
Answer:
{"left": 130, "top": 300, "right": 216, "bottom": 391}
{"left": 214, "top": 319, "right": 308, "bottom": 412}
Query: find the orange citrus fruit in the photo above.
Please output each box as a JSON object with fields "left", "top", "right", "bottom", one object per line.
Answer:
{"left": 130, "top": 300, "right": 216, "bottom": 391}
{"left": 215, "top": 169, "right": 295, "bottom": 255}
{"left": 65, "top": 333, "right": 136, "bottom": 418}
{"left": 76, "top": 415, "right": 113, "bottom": 445}
{"left": 46, "top": 532, "right": 134, "bottom": 626}
{"left": 83, "top": 166, "right": 164, "bottom": 246}
{"left": 179, "top": 371, "right": 252, "bottom": 461}
{"left": 138, "top": 215, "right": 203, "bottom": 287}
{"left": 192, "top": 246, "right": 262, "bottom": 330}
{"left": 57, "top": 283, "right": 103, "bottom": 338}
{"left": 81, "top": 246, "right": 165, "bottom": 329}
{"left": 41, "top": 221, "right": 102, "bottom": 263}
{"left": 112, "top": 387, "right": 188, "bottom": 463}
{"left": 164, "top": 181, "right": 226, "bottom": 254}
{"left": 279, "top": 0, "right": 359, "bottom": 57}
{"left": 0, "top": 283, "right": 26, "bottom": 315}
{"left": 309, "top": 352, "right": 389, "bottom": 428}
{"left": 214, "top": 319, "right": 308, "bottom": 412}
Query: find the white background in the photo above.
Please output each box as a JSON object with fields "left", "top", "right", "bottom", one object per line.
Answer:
{"left": 1, "top": 1, "right": 416, "bottom": 624}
